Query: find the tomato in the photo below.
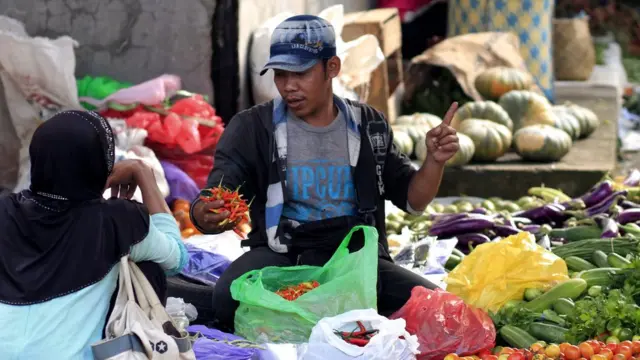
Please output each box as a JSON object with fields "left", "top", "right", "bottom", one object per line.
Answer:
{"left": 484, "top": 356, "right": 498, "bottom": 360}
{"left": 444, "top": 354, "right": 460, "bottom": 360}
{"left": 531, "top": 343, "right": 545, "bottom": 353}
{"left": 498, "top": 354, "right": 510, "bottom": 360}
{"left": 589, "top": 341, "right": 603, "bottom": 354}
{"left": 493, "top": 347, "right": 504, "bottom": 355}
{"left": 614, "top": 355, "right": 627, "bottom": 360}
{"left": 580, "top": 343, "right": 595, "bottom": 358}
{"left": 609, "top": 344, "right": 621, "bottom": 353}
{"left": 546, "top": 344, "right": 561, "bottom": 358}
{"left": 632, "top": 342, "right": 640, "bottom": 355}
{"left": 565, "top": 345, "right": 582, "bottom": 360}
{"left": 602, "top": 349, "right": 616, "bottom": 360}
{"left": 508, "top": 353, "right": 525, "bottom": 360}
{"left": 478, "top": 349, "right": 493, "bottom": 358}
{"left": 592, "top": 355, "right": 609, "bottom": 360}
{"left": 501, "top": 348, "right": 516, "bottom": 355}
{"left": 622, "top": 342, "right": 634, "bottom": 350}
{"left": 560, "top": 343, "right": 573, "bottom": 353}
{"left": 617, "top": 346, "right": 632, "bottom": 359}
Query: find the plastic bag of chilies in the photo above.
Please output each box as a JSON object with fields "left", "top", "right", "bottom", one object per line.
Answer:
{"left": 389, "top": 286, "right": 496, "bottom": 360}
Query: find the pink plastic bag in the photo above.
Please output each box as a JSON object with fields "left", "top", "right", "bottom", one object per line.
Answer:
{"left": 80, "top": 74, "right": 182, "bottom": 107}
{"left": 390, "top": 287, "right": 496, "bottom": 360}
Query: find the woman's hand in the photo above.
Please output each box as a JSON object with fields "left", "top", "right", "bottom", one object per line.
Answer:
{"left": 105, "top": 159, "right": 152, "bottom": 199}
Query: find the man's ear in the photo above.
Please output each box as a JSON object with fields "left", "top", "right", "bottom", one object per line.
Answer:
{"left": 326, "top": 56, "right": 341, "bottom": 79}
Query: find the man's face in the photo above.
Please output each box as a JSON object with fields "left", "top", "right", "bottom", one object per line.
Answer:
{"left": 273, "top": 57, "right": 340, "bottom": 118}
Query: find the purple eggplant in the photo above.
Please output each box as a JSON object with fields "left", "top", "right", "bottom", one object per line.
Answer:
{"left": 429, "top": 213, "right": 494, "bottom": 230}
{"left": 471, "top": 207, "right": 488, "bottom": 214}
{"left": 428, "top": 217, "right": 495, "bottom": 237}
{"left": 430, "top": 213, "right": 467, "bottom": 224}
{"left": 617, "top": 208, "right": 640, "bottom": 225}
{"left": 493, "top": 224, "right": 521, "bottom": 236}
{"left": 520, "top": 224, "right": 542, "bottom": 233}
{"left": 624, "top": 169, "right": 640, "bottom": 187}
{"left": 519, "top": 203, "right": 567, "bottom": 224}
{"left": 567, "top": 190, "right": 628, "bottom": 219}
{"left": 581, "top": 180, "right": 614, "bottom": 207}
{"left": 455, "top": 233, "right": 491, "bottom": 254}
{"left": 593, "top": 215, "right": 620, "bottom": 238}
{"left": 621, "top": 200, "right": 640, "bottom": 209}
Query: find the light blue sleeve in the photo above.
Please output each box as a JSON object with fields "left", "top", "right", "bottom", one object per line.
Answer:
{"left": 130, "top": 213, "right": 188, "bottom": 276}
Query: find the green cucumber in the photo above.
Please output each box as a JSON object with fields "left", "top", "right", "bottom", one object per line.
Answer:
{"left": 552, "top": 298, "right": 575, "bottom": 316}
{"left": 576, "top": 268, "right": 624, "bottom": 287}
{"left": 528, "top": 322, "right": 568, "bottom": 343}
{"left": 524, "top": 288, "right": 545, "bottom": 301}
{"left": 524, "top": 279, "right": 587, "bottom": 312}
{"left": 607, "top": 253, "right": 631, "bottom": 268}
{"left": 592, "top": 250, "right": 610, "bottom": 268}
{"left": 547, "top": 225, "right": 603, "bottom": 242}
{"left": 445, "top": 255, "right": 461, "bottom": 271}
{"left": 499, "top": 325, "right": 538, "bottom": 349}
{"left": 565, "top": 256, "right": 597, "bottom": 271}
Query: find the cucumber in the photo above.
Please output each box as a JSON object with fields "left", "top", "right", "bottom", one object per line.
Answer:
{"left": 552, "top": 298, "right": 575, "bottom": 316}
{"left": 524, "top": 279, "right": 587, "bottom": 312}
{"left": 565, "top": 256, "right": 597, "bottom": 271}
{"left": 548, "top": 225, "right": 603, "bottom": 242}
{"left": 524, "top": 288, "right": 545, "bottom": 301}
{"left": 592, "top": 250, "right": 610, "bottom": 268}
{"left": 576, "top": 268, "right": 625, "bottom": 287}
{"left": 499, "top": 325, "right": 538, "bottom": 349}
{"left": 445, "top": 255, "right": 461, "bottom": 271}
{"left": 528, "top": 322, "right": 568, "bottom": 343}
{"left": 552, "top": 238, "right": 640, "bottom": 259}
{"left": 607, "top": 253, "right": 631, "bottom": 268}
{"left": 451, "top": 248, "right": 465, "bottom": 259}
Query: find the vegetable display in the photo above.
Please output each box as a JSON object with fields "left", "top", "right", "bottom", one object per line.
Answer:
{"left": 275, "top": 281, "right": 320, "bottom": 301}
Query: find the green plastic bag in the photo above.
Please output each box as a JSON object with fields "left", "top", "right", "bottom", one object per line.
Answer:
{"left": 230, "top": 225, "right": 379, "bottom": 344}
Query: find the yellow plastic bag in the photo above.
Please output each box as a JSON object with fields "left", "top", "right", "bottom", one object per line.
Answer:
{"left": 446, "top": 232, "right": 569, "bottom": 312}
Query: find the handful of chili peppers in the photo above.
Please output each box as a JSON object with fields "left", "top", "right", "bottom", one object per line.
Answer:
{"left": 199, "top": 183, "right": 252, "bottom": 237}
{"left": 334, "top": 321, "right": 378, "bottom": 347}
{"left": 275, "top": 280, "right": 320, "bottom": 301}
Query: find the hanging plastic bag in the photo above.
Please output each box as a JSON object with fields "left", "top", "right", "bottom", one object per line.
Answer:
{"left": 180, "top": 244, "right": 232, "bottom": 286}
{"left": 79, "top": 74, "right": 181, "bottom": 109}
{"left": 445, "top": 232, "right": 569, "bottom": 312}
{"left": 160, "top": 160, "right": 200, "bottom": 204}
{"left": 301, "top": 309, "right": 419, "bottom": 360}
{"left": 231, "top": 226, "right": 379, "bottom": 344}
{"left": 390, "top": 287, "right": 496, "bottom": 360}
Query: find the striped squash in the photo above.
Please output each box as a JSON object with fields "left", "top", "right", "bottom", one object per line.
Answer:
{"left": 451, "top": 101, "right": 513, "bottom": 131}
{"left": 552, "top": 106, "right": 582, "bottom": 140}
{"left": 392, "top": 129, "right": 414, "bottom": 156}
{"left": 514, "top": 124, "right": 573, "bottom": 162}
{"left": 498, "top": 90, "right": 552, "bottom": 131}
{"left": 475, "top": 67, "right": 534, "bottom": 101}
{"left": 458, "top": 119, "right": 512, "bottom": 161}
{"left": 561, "top": 102, "right": 600, "bottom": 138}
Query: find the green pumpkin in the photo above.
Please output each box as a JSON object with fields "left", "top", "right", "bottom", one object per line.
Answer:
{"left": 474, "top": 67, "right": 534, "bottom": 101}
{"left": 513, "top": 124, "right": 573, "bottom": 162}
{"left": 414, "top": 132, "right": 475, "bottom": 167}
{"left": 498, "top": 90, "right": 551, "bottom": 131}
{"left": 392, "top": 129, "right": 414, "bottom": 156}
{"left": 552, "top": 106, "right": 582, "bottom": 140}
{"left": 395, "top": 113, "right": 442, "bottom": 127}
{"left": 561, "top": 103, "right": 600, "bottom": 138}
{"left": 451, "top": 101, "right": 513, "bottom": 131}
{"left": 458, "top": 119, "right": 512, "bottom": 162}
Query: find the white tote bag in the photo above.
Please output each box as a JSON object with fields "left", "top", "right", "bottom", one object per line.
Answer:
{"left": 92, "top": 257, "right": 196, "bottom": 360}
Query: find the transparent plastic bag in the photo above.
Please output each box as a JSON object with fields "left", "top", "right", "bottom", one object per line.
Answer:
{"left": 166, "top": 297, "right": 198, "bottom": 332}
{"left": 390, "top": 287, "right": 496, "bottom": 360}
{"left": 445, "top": 232, "right": 569, "bottom": 312}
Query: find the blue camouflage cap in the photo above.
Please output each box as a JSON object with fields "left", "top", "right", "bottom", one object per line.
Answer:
{"left": 259, "top": 15, "right": 337, "bottom": 76}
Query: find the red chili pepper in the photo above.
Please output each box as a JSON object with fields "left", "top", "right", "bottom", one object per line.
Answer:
{"left": 356, "top": 321, "right": 366, "bottom": 333}
{"left": 346, "top": 338, "right": 369, "bottom": 347}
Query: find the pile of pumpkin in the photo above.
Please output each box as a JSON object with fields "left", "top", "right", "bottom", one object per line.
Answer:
{"left": 392, "top": 67, "right": 600, "bottom": 166}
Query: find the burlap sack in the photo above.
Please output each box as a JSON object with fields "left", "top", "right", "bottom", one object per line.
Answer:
{"left": 403, "top": 32, "right": 541, "bottom": 108}
{"left": 553, "top": 17, "right": 596, "bottom": 81}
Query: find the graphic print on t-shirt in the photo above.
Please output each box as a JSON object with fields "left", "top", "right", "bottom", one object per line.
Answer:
{"left": 283, "top": 159, "right": 357, "bottom": 221}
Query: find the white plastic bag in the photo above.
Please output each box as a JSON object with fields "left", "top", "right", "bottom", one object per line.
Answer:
{"left": 250, "top": 5, "right": 384, "bottom": 105}
{"left": 301, "top": 309, "right": 419, "bottom": 360}
{"left": 0, "top": 16, "right": 82, "bottom": 193}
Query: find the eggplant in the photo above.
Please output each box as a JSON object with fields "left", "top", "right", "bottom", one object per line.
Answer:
{"left": 624, "top": 169, "right": 640, "bottom": 187}
{"left": 568, "top": 190, "right": 628, "bottom": 218}
{"left": 471, "top": 207, "right": 488, "bottom": 214}
{"left": 581, "top": 180, "right": 615, "bottom": 207}
{"left": 428, "top": 217, "right": 495, "bottom": 237}
{"left": 593, "top": 215, "right": 620, "bottom": 238}
{"left": 519, "top": 203, "right": 567, "bottom": 224}
{"left": 493, "top": 224, "right": 521, "bottom": 236}
{"left": 455, "top": 233, "right": 491, "bottom": 254}
{"left": 520, "top": 224, "right": 542, "bottom": 233}
{"left": 429, "top": 213, "right": 494, "bottom": 230}
{"left": 617, "top": 208, "right": 640, "bottom": 225}
{"left": 430, "top": 213, "right": 467, "bottom": 224}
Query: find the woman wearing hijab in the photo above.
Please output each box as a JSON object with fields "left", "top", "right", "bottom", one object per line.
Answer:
{"left": 0, "top": 110, "right": 188, "bottom": 359}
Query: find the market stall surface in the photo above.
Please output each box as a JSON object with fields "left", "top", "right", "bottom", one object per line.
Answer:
{"left": 435, "top": 97, "right": 618, "bottom": 200}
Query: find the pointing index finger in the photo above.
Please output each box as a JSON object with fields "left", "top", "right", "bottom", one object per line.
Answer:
{"left": 442, "top": 102, "right": 459, "bottom": 126}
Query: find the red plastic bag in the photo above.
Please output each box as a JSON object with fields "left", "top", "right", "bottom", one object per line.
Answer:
{"left": 390, "top": 287, "right": 496, "bottom": 360}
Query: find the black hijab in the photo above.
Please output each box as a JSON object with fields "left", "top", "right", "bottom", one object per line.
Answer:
{"left": 0, "top": 110, "right": 150, "bottom": 305}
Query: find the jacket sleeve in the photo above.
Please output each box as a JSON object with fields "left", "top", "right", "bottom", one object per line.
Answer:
{"left": 190, "top": 111, "right": 257, "bottom": 231}
{"left": 383, "top": 126, "right": 422, "bottom": 215}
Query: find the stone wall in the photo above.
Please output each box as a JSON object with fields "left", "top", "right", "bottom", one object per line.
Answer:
{"left": 0, "top": 0, "right": 216, "bottom": 99}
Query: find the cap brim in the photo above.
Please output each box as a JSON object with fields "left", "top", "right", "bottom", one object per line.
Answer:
{"left": 259, "top": 55, "right": 319, "bottom": 76}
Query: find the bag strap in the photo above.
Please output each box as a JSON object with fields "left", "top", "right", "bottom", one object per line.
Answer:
{"left": 119, "top": 256, "right": 136, "bottom": 302}
{"left": 128, "top": 260, "right": 162, "bottom": 311}
{"left": 323, "top": 225, "right": 379, "bottom": 268}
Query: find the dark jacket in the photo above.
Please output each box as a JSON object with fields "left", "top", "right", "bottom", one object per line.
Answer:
{"left": 190, "top": 98, "right": 418, "bottom": 258}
